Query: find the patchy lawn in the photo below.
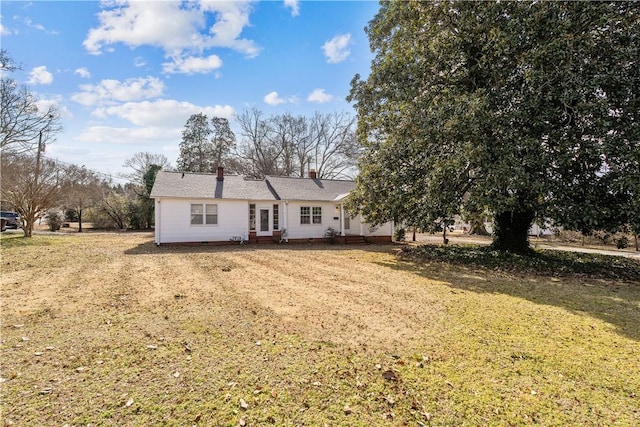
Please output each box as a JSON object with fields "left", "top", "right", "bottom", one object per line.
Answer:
{"left": 1, "top": 233, "right": 638, "bottom": 426}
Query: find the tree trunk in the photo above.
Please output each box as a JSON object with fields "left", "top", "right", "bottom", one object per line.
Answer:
{"left": 469, "top": 219, "right": 490, "bottom": 236}
{"left": 78, "top": 209, "right": 83, "bottom": 233}
{"left": 491, "top": 209, "right": 534, "bottom": 254}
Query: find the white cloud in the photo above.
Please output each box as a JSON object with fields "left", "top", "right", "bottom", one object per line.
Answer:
{"left": 93, "top": 99, "right": 235, "bottom": 128}
{"left": 0, "top": 22, "right": 12, "bottom": 36}
{"left": 134, "top": 57, "right": 146, "bottom": 68}
{"left": 322, "top": 33, "right": 351, "bottom": 64}
{"left": 71, "top": 76, "right": 165, "bottom": 106}
{"left": 284, "top": 0, "right": 300, "bottom": 17}
{"left": 264, "top": 91, "right": 286, "bottom": 106}
{"left": 162, "top": 54, "right": 223, "bottom": 74}
{"left": 83, "top": 0, "right": 260, "bottom": 65}
{"left": 307, "top": 89, "right": 333, "bottom": 103}
{"left": 35, "top": 95, "right": 73, "bottom": 120}
{"left": 74, "top": 67, "right": 91, "bottom": 79}
{"left": 263, "top": 91, "right": 298, "bottom": 106}
{"left": 27, "top": 66, "right": 53, "bottom": 85}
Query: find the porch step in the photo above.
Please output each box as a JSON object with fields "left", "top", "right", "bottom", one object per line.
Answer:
{"left": 255, "top": 235, "right": 276, "bottom": 244}
{"left": 345, "top": 235, "right": 367, "bottom": 245}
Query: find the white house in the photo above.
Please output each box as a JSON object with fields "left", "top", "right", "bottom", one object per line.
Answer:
{"left": 150, "top": 167, "right": 393, "bottom": 245}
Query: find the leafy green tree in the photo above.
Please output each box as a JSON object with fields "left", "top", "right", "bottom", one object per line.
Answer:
{"left": 347, "top": 1, "right": 640, "bottom": 253}
{"left": 210, "top": 117, "right": 236, "bottom": 169}
{"left": 177, "top": 113, "right": 214, "bottom": 172}
{"left": 176, "top": 114, "right": 235, "bottom": 173}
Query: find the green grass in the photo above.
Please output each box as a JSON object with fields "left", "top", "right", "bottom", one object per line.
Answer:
{"left": 399, "top": 244, "right": 640, "bottom": 281}
{"left": 0, "top": 232, "right": 75, "bottom": 249}
{"left": 1, "top": 234, "right": 639, "bottom": 426}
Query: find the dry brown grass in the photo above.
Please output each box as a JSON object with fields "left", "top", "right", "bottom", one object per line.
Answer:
{"left": 1, "top": 232, "right": 639, "bottom": 426}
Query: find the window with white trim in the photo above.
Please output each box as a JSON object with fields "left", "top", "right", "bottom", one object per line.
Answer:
{"left": 249, "top": 204, "right": 256, "bottom": 230}
{"left": 273, "top": 204, "right": 279, "bottom": 230}
{"left": 300, "top": 206, "right": 322, "bottom": 225}
{"left": 191, "top": 203, "right": 218, "bottom": 225}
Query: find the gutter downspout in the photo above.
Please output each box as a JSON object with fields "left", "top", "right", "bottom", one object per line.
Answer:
{"left": 155, "top": 199, "right": 161, "bottom": 245}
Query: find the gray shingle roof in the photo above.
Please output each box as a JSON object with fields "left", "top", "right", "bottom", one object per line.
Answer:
{"left": 150, "top": 170, "right": 355, "bottom": 202}
{"left": 264, "top": 175, "right": 355, "bottom": 201}
{"left": 150, "top": 171, "right": 279, "bottom": 200}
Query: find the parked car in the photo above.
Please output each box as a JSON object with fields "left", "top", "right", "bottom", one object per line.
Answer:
{"left": 1, "top": 211, "right": 21, "bottom": 231}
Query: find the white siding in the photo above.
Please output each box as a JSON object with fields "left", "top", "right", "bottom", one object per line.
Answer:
{"left": 155, "top": 198, "right": 248, "bottom": 244}
{"left": 283, "top": 201, "right": 392, "bottom": 239}
{"left": 345, "top": 212, "right": 392, "bottom": 237}
{"left": 362, "top": 220, "right": 393, "bottom": 237}
{"left": 284, "top": 201, "right": 341, "bottom": 239}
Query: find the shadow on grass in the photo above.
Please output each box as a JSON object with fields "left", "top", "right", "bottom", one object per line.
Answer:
{"left": 379, "top": 244, "right": 640, "bottom": 342}
{"left": 123, "top": 239, "right": 400, "bottom": 256}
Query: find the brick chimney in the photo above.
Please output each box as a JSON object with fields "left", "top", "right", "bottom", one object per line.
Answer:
{"left": 309, "top": 169, "right": 317, "bottom": 179}
{"left": 217, "top": 166, "right": 224, "bottom": 181}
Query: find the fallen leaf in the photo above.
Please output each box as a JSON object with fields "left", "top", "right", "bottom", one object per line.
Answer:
{"left": 382, "top": 370, "right": 397, "bottom": 381}
{"left": 344, "top": 405, "right": 353, "bottom": 415}
{"left": 146, "top": 344, "right": 158, "bottom": 350}
{"left": 238, "top": 418, "right": 246, "bottom": 426}
{"left": 125, "top": 398, "right": 134, "bottom": 407}
{"left": 173, "top": 371, "right": 180, "bottom": 378}
{"left": 239, "top": 398, "right": 249, "bottom": 410}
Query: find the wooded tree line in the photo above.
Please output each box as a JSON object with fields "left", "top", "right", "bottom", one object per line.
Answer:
{"left": 347, "top": 1, "right": 640, "bottom": 253}
{"left": 176, "top": 107, "right": 360, "bottom": 179}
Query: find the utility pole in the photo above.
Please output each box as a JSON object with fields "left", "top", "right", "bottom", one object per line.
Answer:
{"left": 34, "top": 129, "right": 44, "bottom": 188}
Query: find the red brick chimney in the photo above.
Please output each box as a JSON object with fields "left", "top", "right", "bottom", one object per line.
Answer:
{"left": 217, "top": 166, "right": 224, "bottom": 181}
{"left": 309, "top": 169, "right": 317, "bottom": 179}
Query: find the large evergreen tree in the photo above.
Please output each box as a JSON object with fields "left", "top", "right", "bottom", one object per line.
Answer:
{"left": 347, "top": 1, "right": 640, "bottom": 253}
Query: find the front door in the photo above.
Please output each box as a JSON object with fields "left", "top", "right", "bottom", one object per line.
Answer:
{"left": 258, "top": 208, "right": 270, "bottom": 236}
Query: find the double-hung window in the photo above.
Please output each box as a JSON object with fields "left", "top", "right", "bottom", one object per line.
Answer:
{"left": 300, "top": 206, "right": 322, "bottom": 225}
{"left": 191, "top": 203, "right": 218, "bottom": 225}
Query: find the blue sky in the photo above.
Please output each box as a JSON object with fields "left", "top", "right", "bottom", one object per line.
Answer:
{"left": 1, "top": 0, "right": 379, "bottom": 179}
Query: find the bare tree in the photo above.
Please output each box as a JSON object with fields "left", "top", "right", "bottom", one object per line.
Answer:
{"left": 0, "top": 152, "right": 67, "bottom": 237}
{"left": 1, "top": 50, "right": 62, "bottom": 154}
{"left": 64, "top": 165, "right": 105, "bottom": 232}
{"left": 268, "top": 113, "right": 308, "bottom": 176}
{"left": 234, "top": 108, "right": 360, "bottom": 179}
{"left": 122, "top": 152, "right": 171, "bottom": 185}
{"left": 307, "top": 112, "right": 360, "bottom": 179}
{"left": 235, "top": 107, "right": 280, "bottom": 178}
